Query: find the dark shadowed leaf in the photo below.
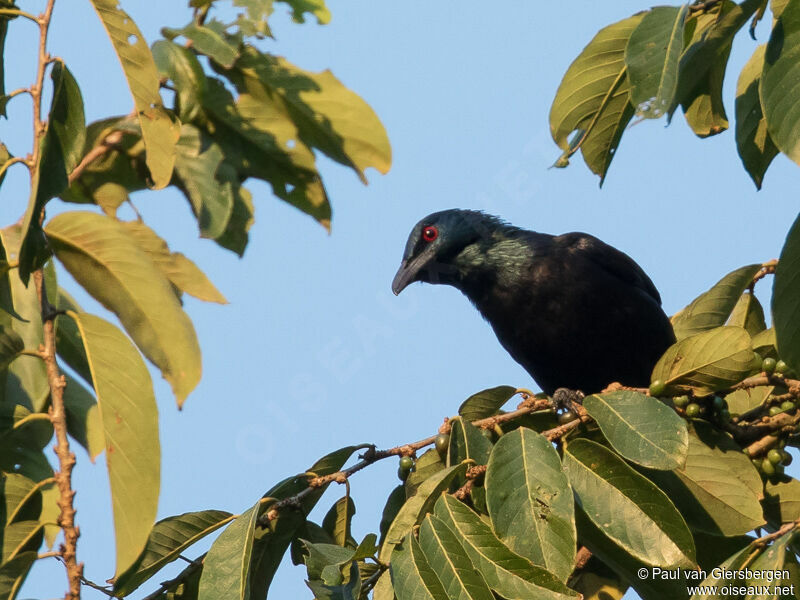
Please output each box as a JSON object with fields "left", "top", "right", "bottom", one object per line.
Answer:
{"left": 278, "top": 0, "right": 331, "bottom": 24}
{"left": 0, "top": 551, "right": 36, "bottom": 599}
{"left": 72, "top": 312, "right": 160, "bottom": 578}
{"left": 724, "top": 384, "right": 773, "bottom": 415}
{"left": 671, "top": 264, "right": 761, "bottom": 339}
{"left": 625, "top": 5, "right": 688, "bottom": 118}
{"left": 564, "top": 438, "right": 695, "bottom": 568}
{"left": 764, "top": 476, "right": 800, "bottom": 525}
{"left": 89, "top": 0, "right": 179, "bottom": 188}
{"left": 46, "top": 212, "right": 202, "bottom": 405}
{"left": 404, "top": 448, "right": 444, "bottom": 498}
{"left": 2, "top": 473, "right": 42, "bottom": 525}
{"left": 433, "top": 495, "right": 577, "bottom": 599}
{"left": 152, "top": 40, "right": 207, "bottom": 122}
{"left": 114, "top": 509, "right": 234, "bottom": 596}
{"left": 1, "top": 520, "right": 42, "bottom": 563}
{"left": 774, "top": 214, "right": 800, "bottom": 375}
{"left": 164, "top": 22, "right": 240, "bottom": 68}
{"left": 485, "top": 427, "right": 575, "bottom": 581}
{"left": 761, "top": 0, "right": 800, "bottom": 164}
{"left": 62, "top": 373, "right": 103, "bottom": 460}
{"left": 0, "top": 326, "right": 22, "bottom": 370}
{"left": 686, "top": 541, "right": 754, "bottom": 599}
{"left": 736, "top": 45, "right": 779, "bottom": 188}
{"left": 651, "top": 326, "right": 755, "bottom": 396}
{"left": 549, "top": 14, "right": 643, "bottom": 183}
{"left": 321, "top": 496, "right": 355, "bottom": 547}
{"left": 305, "top": 560, "right": 360, "bottom": 600}
{"left": 55, "top": 289, "right": 92, "bottom": 386}
{"left": 447, "top": 417, "right": 491, "bottom": 468}
{"left": 458, "top": 386, "right": 517, "bottom": 421}
{"left": 584, "top": 390, "right": 688, "bottom": 469}
{"left": 379, "top": 485, "right": 405, "bottom": 546}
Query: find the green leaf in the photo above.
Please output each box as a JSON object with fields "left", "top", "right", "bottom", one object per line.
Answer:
{"left": 447, "top": 417, "right": 491, "bottom": 468}
{"left": 164, "top": 22, "right": 240, "bottom": 68}
{"left": 641, "top": 421, "right": 764, "bottom": 536}
{"left": 55, "top": 289, "right": 93, "bottom": 386}
{"left": 625, "top": 5, "right": 688, "bottom": 118}
{"left": 584, "top": 390, "right": 688, "bottom": 470}
{"left": 651, "top": 326, "right": 755, "bottom": 397}
{"left": 549, "top": 14, "right": 643, "bottom": 183}
{"left": 277, "top": 0, "right": 331, "bottom": 24}
{"left": 688, "top": 540, "right": 754, "bottom": 599}
{"left": 671, "top": 264, "right": 761, "bottom": 339}
{"left": 433, "top": 495, "right": 578, "bottom": 599}
{"left": 761, "top": 0, "right": 800, "bottom": 165}
{"left": 774, "top": 0, "right": 791, "bottom": 19}
{"left": 0, "top": 326, "right": 22, "bottom": 370}
{"left": 379, "top": 485, "right": 405, "bottom": 547}
{"left": 774, "top": 214, "right": 800, "bottom": 375}
{"left": 764, "top": 477, "right": 800, "bottom": 525}
{"left": 484, "top": 427, "right": 575, "bottom": 581}
{"left": 753, "top": 327, "right": 778, "bottom": 358}
{"left": 2, "top": 473, "right": 42, "bottom": 528}
{"left": 724, "top": 385, "right": 773, "bottom": 415}
{"left": 379, "top": 463, "right": 467, "bottom": 564}
{"left": 727, "top": 291, "right": 767, "bottom": 337}
{"left": 72, "top": 312, "right": 160, "bottom": 578}
{"left": 152, "top": 40, "right": 207, "bottom": 122}
{"left": 0, "top": 551, "right": 36, "bottom": 600}
{"left": 305, "top": 560, "right": 361, "bottom": 600}
{"left": 390, "top": 533, "right": 448, "bottom": 600}
{"left": 114, "top": 509, "right": 234, "bottom": 596}
{"left": 45, "top": 212, "right": 202, "bottom": 406}
{"left": 458, "top": 386, "right": 517, "bottom": 421}
{"left": 215, "top": 185, "right": 254, "bottom": 257}
{"left": 322, "top": 496, "right": 355, "bottom": 547}
{"left": 679, "top": 4, "right": 734, "bottom": 137}
{"left": 90, "top": 0, "right": 179, "bottom": 188}
{"left": 173, "top": 124, "right": 235, "bottom": 240}
{"left": 303, "top": 541, "right": 356, "bottom": 582}
{"left": 736, "top": 45, "right": 779, "bottom": 189}
{"left": 120, "top": 220, "right": 227, "bottom": 304}
{"left": 1, "top": 520, "right": 42, "bottom": 563}
{"left": 418, "top": 514, "right": 494, "bottom": 600}
{"left": 564, "top": 438, "right": 695, "bottom": 568}
{"left": 19, "top": 62, "right": 85, "bottom": 283}
{"left": 63, "top": 373, "right": 104, "bottom": 460}
{"left": 404, "top": 448, "right": 444, "bottom": 498}
{"left": 232, "top": 48, "right": 392, "bottom": 183}
{"left": 198, "top": 501, "right": 261, "bottom": 600}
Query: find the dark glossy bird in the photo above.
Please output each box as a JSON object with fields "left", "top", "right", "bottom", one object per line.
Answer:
{"left": 392, "top": 209, "right": 675, "bottom": 395}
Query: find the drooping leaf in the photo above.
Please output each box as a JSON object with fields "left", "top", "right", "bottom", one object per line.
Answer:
{"left": 55, "top": 289, "right": 92, "bottom": 386}
{"left": 761, "top": 0, "right": 800, "bottom": 164}
{"left": 19, "top": 62, "right": 85, "bottom": 283}
{"left": 651, "top": 326, "right": 756, "bottom": 397}
{"left": 417, "top": 515, "right": 494, "bottom": 600}
{"left": 120, "top": 220, "right": 227, "bottom": 303}
{"left": 62, "top": 373, "right": 104, "bottom": 460}
{"left": 564, "top": 438, "right": 695, "bottom": 568}
{"left": 774, "top": 214, "right": 800, "bottom": 375}
{"left": 727, "top": 291, "right": 767, "bottom": 336}
{"left": 642, "top": 421, "right": 764, "bottom": 536}
{"left": 0, "top": 326, "right": 22, "bottom": 370}
{"left": 625, "top": 5, "right": 688, "bottom": 118}
{"left": 458, "top": 386, "right": 517, "bottom": 421}
{"left": 379, "top": 485, "right": 405, "bottom": 546}
{"left": 114, "top": 509, "right": 234, "bottom": 596}
{"left": 321, "top": 496, "right": 355, "bottom": 547}
{"left": 71, "top": 312, "right": 160, "bottom": 578}
{"left": 484, "top": 427, "right": 575, "bottom": 581}
{"left": 583, "top": 390, "right": 688, "bottom": 470}
{"left": 736, "top": 45, "right": 779, "bottom": 188}
{"left": 152, "top": 40, "right": 207, "bottom": 122}
{"left": 764, "top": 476, "right": 800, "bottom": 525}
{"left": 0, "top": 551, "right": 36, "bottom": 600}
{"left": 45, "top": 212, "right": 202, "bottom": 405}
{"left": 549, "top": 14, "right": 644, "bottom": 183}
{"left": 671, "top": 264, "right": 761, "bottom": 339}
{"left": 390, "top": 533, "right": 448, "bottom": 600}
{"left": 433, "top": 495, "right": 578, "bottom": 599}
{"left": 89, "top": 0, "right": 179, "bottom": 188}
{"left": 198, "top": 501, "right": 261, "bottom": 600}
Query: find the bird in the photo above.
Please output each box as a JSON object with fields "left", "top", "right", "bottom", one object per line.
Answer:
{"left": 392, "top": 209, "right": 675, "bottom": 396}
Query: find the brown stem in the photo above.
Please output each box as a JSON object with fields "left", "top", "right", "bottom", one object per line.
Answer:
{"left": 67, "top": 131, "right": 123, "bottom": 184}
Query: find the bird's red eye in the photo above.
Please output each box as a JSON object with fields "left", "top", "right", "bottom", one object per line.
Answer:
{"left": 422, "top": 226, "right": 438, "bottom": 242}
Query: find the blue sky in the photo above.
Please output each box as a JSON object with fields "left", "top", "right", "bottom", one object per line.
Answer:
{"left": 3, "top": 1, "right": 799, "bottom": 598}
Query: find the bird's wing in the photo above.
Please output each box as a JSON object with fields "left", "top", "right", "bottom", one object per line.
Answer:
{"left": 554, "top": 232, "right": 663, "bottom": 305}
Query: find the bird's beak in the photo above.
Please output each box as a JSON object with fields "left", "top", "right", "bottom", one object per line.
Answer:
{"left": 392, "top": 251, "right": 430, "bottom": 295}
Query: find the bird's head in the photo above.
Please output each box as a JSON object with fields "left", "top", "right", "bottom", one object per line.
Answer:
{"left": 392, "top": 209, "right": 504, "bottom": 295}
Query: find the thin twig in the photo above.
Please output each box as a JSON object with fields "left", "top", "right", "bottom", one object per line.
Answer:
{"left": 0, "top": 156, "right": 29, "bottom": 179}
{"left": 67, "top": 130, "right": 124, "bottom": 184}
{"left": 0, "top": 7, "right": 39, "bottom": 21}
{"left": 753, "top": 520, "right": 799, "bottom": 548}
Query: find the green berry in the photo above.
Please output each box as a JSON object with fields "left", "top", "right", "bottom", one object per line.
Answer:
{"left": 673, "top": 395, "right": 690, "bottom": 408}
{"left": 398, "top": 466, "right": 410, "bottom": 481}
{"left": 761, "top": 459, "right": 777, "bottom": 476}
{"left": 768, "top": 449, "right": 784, "bottom": 465}
{"left": 781, "top": 400, "right": 796, "bottom": 412}
{"left": 685, "top": 403, "right": 701, "bottom": 418}
{"left": 762, "top": 357, "right": 777, "bottom": 374}
{"left": 752, "top": 458, "right": 762, "bottom": 469}
{"left": 558, "top": 410, "right": 578, "bottom": 425}
{"left": 713, "top": 396, "right": 725, "bottom": 410}
{"left": 776, "top": 360, "right": 789, "bottom": 374}
{"left": 774, "top": 463, "right": 786, "bottom": 477}
{"left": 782, "top": 450, "right": 793, "bottom": 466}
{"left": 719, "top": 409, "right": 731, "bottom": 422}
{"left": 649, "top": 380, "right": 666, "bottom": 397}
{"left": 769, "top": 406, "right": 783, "bottom": 417}
{"left": 399, "top": 456, "right": 414, "bottom": 471}
{"left": 434, "top": 434, "right": 449, "bottom": 455}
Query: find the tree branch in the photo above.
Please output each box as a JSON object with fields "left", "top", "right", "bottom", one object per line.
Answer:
{"left": 67, "top": 130, "right": 123, "bottom": 185}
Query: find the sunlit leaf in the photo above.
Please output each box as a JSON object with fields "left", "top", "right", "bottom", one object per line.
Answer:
{"left": 152, "top": 40, "right": 207, "bottom": 122}
{"left": 390, "top": 533, "right": 448, "bottom": 600}
{"left": 458, "top": 386, "right": 516, "bottom": 421}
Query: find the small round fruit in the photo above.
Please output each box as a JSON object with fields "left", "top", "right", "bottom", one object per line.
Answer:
{"left": 769, "top": 406, "right": 783, "bottom": 417}
{"left": 558, "top": 410, "right": 578, "bottom": 425}
{"left": 768, "top": 449, "right": 784, "bottom": 465}
{"left": 782, "top": 450, "right": 793, "bottom": 466}
{"left": 397, "top": 466, "right": 410, "bottom": 481}
{"left": 774, "top": 463, "right": 786, "bottom": 477}
{"left": 762, "top": 357, "right": 777, "bottom": 374}
{"left": 673, "top": 395, "right": 690, "bottom": 408}
{"left": 752, "top": 458, "right": 762, "bottom": 469}
{"left": 781, "top": 400, "right": 796, "bottom": 412}
{"left": 713, "top": 396, "right": 725, "bottom": 410}
{"left": 761, "top": 459, "right": 777, "bottom": 476}
{"left": 399, "top": 456, "right": 414, "bottom": 471}
{"left": 719, "top": 409, "right": 731, "bottom": 422}
{"left": 434, "top": 434, "right": 449, "bottom": 455}
{"left": 649, "top": 380, "right": 666, "bottom": 396}
{"left": 776, "top": 359, "right": 789, "bottom": 374}
{"left": 685, "top": 403, "right": 702, "bottom": 418}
